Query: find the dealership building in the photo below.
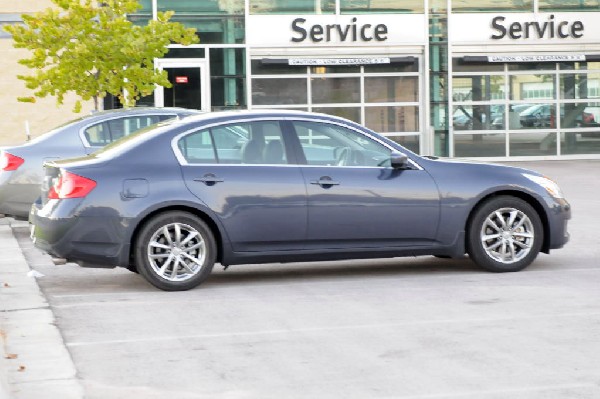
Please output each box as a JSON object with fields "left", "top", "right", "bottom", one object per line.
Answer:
{"left": 3, "top": 0, "right": 600, "bottom": 160}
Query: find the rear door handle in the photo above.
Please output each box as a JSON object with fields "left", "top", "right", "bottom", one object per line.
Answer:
{"left": 310, "top": 177, "right": 340, "bottom": 187}
{"left": 194, "top": 174, "right": 224, "bottom": 185}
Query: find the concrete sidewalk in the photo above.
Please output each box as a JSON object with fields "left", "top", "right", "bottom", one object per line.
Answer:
{"left": 0, "top": 218, "right": 83, "bottom": 399}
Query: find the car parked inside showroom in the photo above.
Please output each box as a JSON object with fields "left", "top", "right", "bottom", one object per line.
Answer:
{"left": 30, "top": 110, "right": 571, "bottom": 291}
{"left": 0, "top": 107, "right": 200, "bottom": 218}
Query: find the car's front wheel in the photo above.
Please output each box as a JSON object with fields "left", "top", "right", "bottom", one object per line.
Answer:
{"left": 467, "top": 196, "right": 543, "bottom": 272}
{"left": 134, "top": 211, "right": 216, "bottom": 291}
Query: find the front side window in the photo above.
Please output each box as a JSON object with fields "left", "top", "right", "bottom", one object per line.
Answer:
{"left": 291, "top": 121, "right": 391, "bottom": 167}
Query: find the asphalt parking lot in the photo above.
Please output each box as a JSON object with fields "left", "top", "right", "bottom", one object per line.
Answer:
{"left": 1, "top": 160, "right": 600, "bottom": 399}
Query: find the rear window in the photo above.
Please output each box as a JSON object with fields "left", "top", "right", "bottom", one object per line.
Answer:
{"left": 83, "top": 114, "right": 175, "bottom": 146}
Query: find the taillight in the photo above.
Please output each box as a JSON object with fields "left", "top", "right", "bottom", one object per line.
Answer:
{"left": 47, "top": 171, "right": 96, "bottom": 199}
{"left": 1, "top": 152, "right": 24, "bottom": 171}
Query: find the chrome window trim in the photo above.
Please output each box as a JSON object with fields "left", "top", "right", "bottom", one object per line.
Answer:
{"left": 170, "top": 116, "right": 423, "bottom": 170}
{"left": 79, "top": 113, "right": 179, "bottom": 148}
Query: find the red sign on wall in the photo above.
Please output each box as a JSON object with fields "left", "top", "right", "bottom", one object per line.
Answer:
{"left": 175, "top": 76, "right": 189, "bottom": 84}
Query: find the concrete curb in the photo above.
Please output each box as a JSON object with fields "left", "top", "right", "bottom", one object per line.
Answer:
{"left": 0, "top": 220, "right": 84, "bottom": 399}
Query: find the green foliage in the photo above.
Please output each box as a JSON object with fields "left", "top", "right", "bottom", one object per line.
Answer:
{"left": 4, "top": 0, "right": 199, "bottom": 111}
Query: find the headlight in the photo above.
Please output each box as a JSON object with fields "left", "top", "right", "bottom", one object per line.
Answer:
{"left": 522, "top": 173, "right": 564, "bottom": 199}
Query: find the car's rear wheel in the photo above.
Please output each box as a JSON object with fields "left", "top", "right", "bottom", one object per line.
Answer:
{"left": 134, "top": 211, "right": 216, "bottom": 291}
{"left": 467, "top": 196, "right": 543, "bottom": 272}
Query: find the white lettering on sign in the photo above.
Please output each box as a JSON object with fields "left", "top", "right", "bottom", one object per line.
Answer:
{"left": 289, "top": 58, "right": 391, "bottom": 66}
{"left": 175, "top": 76, "right": 189, "bottom": 84}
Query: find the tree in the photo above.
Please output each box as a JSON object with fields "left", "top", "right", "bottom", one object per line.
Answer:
{"left": 5, "top": 0, "right": 199, "bottom": 112}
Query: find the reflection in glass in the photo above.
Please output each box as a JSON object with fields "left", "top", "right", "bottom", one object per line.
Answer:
{"left": 252, "top": 78, "right": 307, "bottom": 105}
{"left": 510, "top": 75, "right": 555, "bottom": 101}
{"left": 387, "top": 135, "right": 420, "bottom": 153}
{"left": 364, "top": 63, "right": 419, "bottom": 73}
{"left": 539, "top": 0, "right": 600, "bottom": 11}
{"left": 454, "top": 134, "right": 506, "bottom": 157}
{"left": 365, "top": 106, "right": 419, "bottom": 132}
{"left": 251, "top": 60, "right": 305, "bottom": 75}
{"left": 452, "top": 105, "right": 505, "bottom": 130}
{"left": 311, "top": 78, "right": 360, "bottom": 104}
{"left": 169, "top": 16, "right": 245, "bottom": 44}
{"left": 516, "top": 103, "right": 556, "bottom": 129}
{"left": 561, "top": 74, "right": 600, "bottom": 100}
{"left": 340, "top": 0, "right": 424, "bottom": 13}
{"left": 311, "top": 66, "right": 360, "bottom": 74}
{"left": 365, "top": 77, "right": 418, "bottom": 103}
{"left": 560, "top": 103, "right": 600, "bottom": 128}
{"left": 508, "top": 63, "right": 556, "bottom": 72}
{"left": 509, "top": 132, "right": 557, "bottom": 156}
{"left": 249, "top": 0, "right": 335, "bottom": 14}
{"left": 452, "top": 76, "right": 504, "bottom": 102}
{"left": 312, "top": 107, "right": 361, "bottom": 123}
{"left": 561, "top": 132, "right": 600, "bottom": 154}
{"left": 452, "top": 0, "right": 532, "bottom": 12}
{"left": 560, "top": 62, "right": 600, "bottom": 71}
{"left": 452, "top": 59, "right": 503, "bottom": 73}
{"left": 158, "top": 0, "right": 244, "bottom": 14}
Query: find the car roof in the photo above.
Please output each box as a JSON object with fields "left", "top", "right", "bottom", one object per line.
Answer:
{"left": 173, "top": 109, "right": 355, "bottom": 127}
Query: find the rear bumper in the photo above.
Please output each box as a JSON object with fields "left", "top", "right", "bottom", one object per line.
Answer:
{"left": 30, "top": 202, "right": 130, "bottom": 268}
{"left": 0, "top": 173, "right": 39, "bottom": 218}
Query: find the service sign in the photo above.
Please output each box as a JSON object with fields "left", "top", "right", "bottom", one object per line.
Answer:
{"left": 450, "top": 13, "right": 600, "bottom": 45}
{"left": 247, "top": 15, "right": 427, "bottom": 47}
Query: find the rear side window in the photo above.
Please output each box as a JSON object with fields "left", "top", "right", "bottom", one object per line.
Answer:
{"left": 84, "top": 114, "right": 174, "bottom": 146}
{"left": 177, "top": 121, "right": 288, "bottom": 165}
{"left": 178, "top": 129, "right": 217, "bottom": 164}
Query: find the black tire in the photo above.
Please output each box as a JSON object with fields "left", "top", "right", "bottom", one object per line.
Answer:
{"left": 467, "top": 196, "right": 543, "bottom": 273}
{"left": 134, "top": 211, "right": 216, "bottom": 291}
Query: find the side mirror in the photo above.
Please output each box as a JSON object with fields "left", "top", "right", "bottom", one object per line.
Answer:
{"left": 390, "top": 152, "right": 409, "bottom": 169}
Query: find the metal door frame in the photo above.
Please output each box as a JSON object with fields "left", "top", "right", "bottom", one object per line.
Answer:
{"left": 154, "top": 58, "right": 210, "bottom": 112}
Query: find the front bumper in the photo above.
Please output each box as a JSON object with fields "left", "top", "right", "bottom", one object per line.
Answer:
{"left": 30, "top": 201, "right": 130, "bottom": 268}
{"left": 544, "top": 197, "right": 571, "bottom": 251}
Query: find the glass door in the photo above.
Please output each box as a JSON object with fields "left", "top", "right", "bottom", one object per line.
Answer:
{"left": 155, "top": 59, "right": 209, "bottom": 111}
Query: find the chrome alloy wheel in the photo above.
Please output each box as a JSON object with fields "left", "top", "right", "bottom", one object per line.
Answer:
{"left": 480, "top": 207, "right": 535, "bottom": 264}
{"left": 147, "top": 222, "right": 206, "bottom": 282}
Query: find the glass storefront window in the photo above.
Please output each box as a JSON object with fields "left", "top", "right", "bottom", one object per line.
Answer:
{"left": 560, "top": 62, "right": 600, "bottom": 71}
{"left": 251, "top": 61, "right": 305, "bottom": 75}
{"left": 170, "top": 16, "right": 245, "bottom": 44}
{"left": 560, "top": 103, "right": 600, "bottom": 128}
{"left": 164, "top": 48, "right": 206, "bottom": 58}
{"left": 364, "top": 63, "right": 418, "bottom": 73}
{"left": 452, "top": 105, "right": 505, "bottom": 131}
{"left": 561, "top": 132, "right": 600, "bottom": 154}
{"left": 311, "top": 77, "right": 360, "bottom": 104}
{"left": 510, "top": 132, "right": 557, "bottom": 156}
{"left": 365, "top": 77, "right": 418, "bottom": 103}
{"left": 454, "top": 134, "right": 506, "bottom": 157}
{"left": 365, "top": 106, "right": 419, "bottom": 132}
{"left": 508, "top": 63, "right": 556, "bottom": 72}
{"left": 210, "top": 49, "right": 246, "bottom": 110}
{"left": 311, "top": 66, "right": 360, "bottom": 74}
{"left": 157, "top": 0, "right": 244, "bottom": 14}
{"left": 252, "top": 78, "right": 307, "bottom": 105}
{"left": 561, "top": 74, "right": 600, "bottom": 100}
{"left": 452, "top": 0, "right": 532, "bottom": 12}
{"left": 539, "top": 0, "right": 600, "bottom": 11}
{"left": 515, "top": 103, "right": 556, "bottom": 129}
{"left": 510, "top": 75, "right": 555, "bottom": 101}
{"left": 452, "top": 59, "right": 503, "bottom": 73}
{"left": 340, "top": 0, "right": 424, "bottom": 14}
{"left": 249, "top": 0, "right": 335, "bottom": 14}
{"left": 312, "top": 107, "right": 361, "bottom": 123}
{"left": 387, "top": 135, "right": 420, "bottom": 153}
{"left": 452, "top": 76, "right": 505, "bottom": 102}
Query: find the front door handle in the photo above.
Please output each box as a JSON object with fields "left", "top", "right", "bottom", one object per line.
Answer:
{"left": 310, "top": 176, "right": 340, "bottom": 187}
{"left": 194, "top": 173, "right": 224, "bottom": 185}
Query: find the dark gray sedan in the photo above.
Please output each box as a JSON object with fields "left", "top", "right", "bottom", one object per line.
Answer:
{"left": 0, "top": 107, "right": 199, "bottom": 218}
{"left": 30, "top": 111, "right": 571, "bottom": 291}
